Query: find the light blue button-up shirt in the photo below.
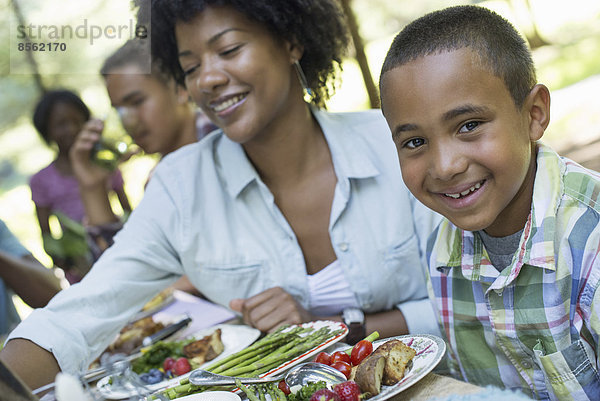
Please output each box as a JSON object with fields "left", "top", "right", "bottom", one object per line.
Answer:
{"left": 9, "top": 108, "right": 441, "bottom": 374}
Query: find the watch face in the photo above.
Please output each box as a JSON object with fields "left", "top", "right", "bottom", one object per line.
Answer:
{"left": 343, "top": 308, "right": 364, "bottom": 324}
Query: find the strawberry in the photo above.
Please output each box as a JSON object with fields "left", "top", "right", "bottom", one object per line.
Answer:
{"left": 172, "top": 357, "right": 191, "bottom": 376}
{"left": 278, "top": 379, "right": 291, "bottom": 395}
{"left": 333, "top": 380, "right": 361, "bottom": 401}
{"left": 163, "top": 356, "right": 176, "bottom": 372}
{"left": 309, "top": 388, "right": 340, "bottom": 401}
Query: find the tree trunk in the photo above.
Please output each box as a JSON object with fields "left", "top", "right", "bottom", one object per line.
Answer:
{"left": 340, "top": 0, "right": 380, "bottom": 108}
{"left": 509, "top": 0, "right": 550, "bottom": 49}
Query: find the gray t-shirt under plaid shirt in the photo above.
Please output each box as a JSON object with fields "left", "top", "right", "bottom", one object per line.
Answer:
{"left": 477, "top": 229, "right": 524, "bottom": 272}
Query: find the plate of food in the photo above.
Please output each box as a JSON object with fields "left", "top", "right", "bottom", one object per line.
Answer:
{"left": 158, "top": 320, "right": 348, "bottom": 400}
{"left": 346, "top": 334, "right": 446, "bottom": 400}
{"left": 96, "top": 324, "right": 261, "bottom": 399}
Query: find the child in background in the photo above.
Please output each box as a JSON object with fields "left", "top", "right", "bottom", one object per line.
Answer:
{"left": 30, "top": 90, "right": 131, "bottom": 283}
{"left": 380, "top": 5, "right": 599, "bottom": 400}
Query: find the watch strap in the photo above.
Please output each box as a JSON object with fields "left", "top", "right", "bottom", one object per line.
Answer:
{"left": 343, "top": 308, "right": 366, "bottom": 345}
{"left": 345, "top": 321, "right": 366, "bottom": 346}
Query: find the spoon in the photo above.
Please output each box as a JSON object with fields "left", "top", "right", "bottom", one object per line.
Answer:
{"left": 188, "top": 362, "right": 346, "bottom": 387}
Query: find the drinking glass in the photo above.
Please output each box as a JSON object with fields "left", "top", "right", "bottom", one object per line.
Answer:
{"left": 90, "top": 107, "right": 134, "bottom": 171}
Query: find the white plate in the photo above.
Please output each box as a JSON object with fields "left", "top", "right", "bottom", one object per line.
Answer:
{"left": 177, "top": 391, "right": 241, "bottom": 401}
{"left": 97, "top": 324, "right": 261, "bottom": 399}
{"left": 348, "top": 334, "right": 446, "bottom": 400}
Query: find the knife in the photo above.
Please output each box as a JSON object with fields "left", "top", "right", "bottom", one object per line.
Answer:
{"left": 139, "top": 316, "right": 192, "bottom": 349}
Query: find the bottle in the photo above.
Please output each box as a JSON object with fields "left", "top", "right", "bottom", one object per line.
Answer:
{"left": 90, "top": 139, "right": 129, "bottom": 171}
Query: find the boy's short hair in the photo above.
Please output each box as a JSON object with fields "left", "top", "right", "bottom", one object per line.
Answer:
{"left": 100, "top": 39, "right": 171, "bottom": 86}
{"left": 380, "top": 5, "right": 536, "bottom": 108}
{"left": 32, "top": 89, "right": 90, "bottom": 145}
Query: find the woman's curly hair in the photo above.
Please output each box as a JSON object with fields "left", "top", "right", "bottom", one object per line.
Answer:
{"left": 135, "top": 0, "right": 349, "bottom": 108}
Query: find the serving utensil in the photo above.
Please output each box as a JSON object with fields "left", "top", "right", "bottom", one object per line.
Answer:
{"left": 188, "top": 362, "right": 346, "bottom": 387}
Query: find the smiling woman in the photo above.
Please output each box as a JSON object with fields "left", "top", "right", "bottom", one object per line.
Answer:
{"left": 0, "top": 0, "right": 442, "bottom": 391}
{"left": 139, "top": 0, "right": 348, "bottom": 110}
{"left": 173, "top": 7, "right": 306, "bottom": 146}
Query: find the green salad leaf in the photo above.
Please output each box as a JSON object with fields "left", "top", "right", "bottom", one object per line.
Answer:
{"left": 131, "top": 339, "right": 193, "bottom": 373}
{"left": 288, "top": 381, "right": 328, "bottom": 401}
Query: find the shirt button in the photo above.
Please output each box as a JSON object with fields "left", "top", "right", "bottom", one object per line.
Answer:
{"left": 522, "top": 360, "right": 531, "bottom": 369}
{"left": 339, "top": 243, "right": 349, "bottom": 252}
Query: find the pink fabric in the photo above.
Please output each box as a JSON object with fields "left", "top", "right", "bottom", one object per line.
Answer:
{"left": 29, "top": 162, "right": 124, "bottom": 223}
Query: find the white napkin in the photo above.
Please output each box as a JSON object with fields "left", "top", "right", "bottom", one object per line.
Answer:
{"left": 54, "top": 373, "right": 94, "bottom": 401}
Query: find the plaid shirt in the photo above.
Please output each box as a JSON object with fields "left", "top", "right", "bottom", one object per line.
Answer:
{"left": 426, "top": 144, "right": 600, "bottom": 400}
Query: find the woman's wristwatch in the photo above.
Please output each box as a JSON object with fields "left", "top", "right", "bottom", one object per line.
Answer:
{"left": 342, "top": 307, "right": 366, "bottom": 345}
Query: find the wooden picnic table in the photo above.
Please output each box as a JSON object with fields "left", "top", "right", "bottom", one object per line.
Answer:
{"left": 389, "top": 372, "right": 483, "bottom": 400}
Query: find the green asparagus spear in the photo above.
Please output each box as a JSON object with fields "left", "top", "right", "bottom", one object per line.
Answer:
{"left": 235, "top": 379, "right": 260, "bottom": 401}
{"left": 265, "top": 383, "right": 276, "bottom": 401}
{"left": 220, "top": 334, "right": 308, "bottom": 377}
{"left": 204, "top": 327, "right": 306, "bottom": 373}
{"left": 257, "top": 384, "right": 267, "bottom": 401}
{"left": 211, "top": 343, "right": 282, "bottom": 374}
{"left": 222, "top": 327, "right": 338, "bottom": 377}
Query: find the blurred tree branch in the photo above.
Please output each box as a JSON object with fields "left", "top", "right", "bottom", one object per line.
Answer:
{"left": 340, "top": 0, "right": 380, "bottom": 108}
{"left": 10, "top": 0, "right": 45, "bottom": 94}
{"left": 509, "top": 0, "right": 550, "bottom": 49}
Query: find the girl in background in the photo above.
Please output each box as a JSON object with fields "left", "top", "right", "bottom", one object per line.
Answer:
{"left": 30, "top": 90, "right": 131, "bottom": 283}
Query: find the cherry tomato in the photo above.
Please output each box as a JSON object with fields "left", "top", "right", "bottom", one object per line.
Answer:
{"left": 314, "top": 351, "right": 332, "bottom": 365}
{"left": 330, "top": 361, "right": 352, "bottom": 379}
{"left": 350, "top": 340, "right": 373, "bottom": 366}
{"left": 163, "top": 356, "right": 176, "bottom": 372}
{"left": 278, "top": 379, "right": 291, "bottom": 395}
{"left": 331, "top": 351, "right": 351, "bottom": 365}
{"left": 173, "top": 357, "right": 191, "bottom": 376}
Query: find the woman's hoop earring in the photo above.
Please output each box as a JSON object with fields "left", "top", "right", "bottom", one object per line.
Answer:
{"left": 293, "top": 60, "right": 314, "bottom": 103}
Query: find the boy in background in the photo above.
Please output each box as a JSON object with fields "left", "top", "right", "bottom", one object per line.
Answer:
{"left": 379, "top": 5, "right": 599, "bottom": 400}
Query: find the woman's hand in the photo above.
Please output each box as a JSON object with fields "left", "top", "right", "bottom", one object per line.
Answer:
{"left": 230, "top": 286, "right": 315, "bottom": 333}
{"left": 69, "top": 119, "right": 111, "bottom": 189}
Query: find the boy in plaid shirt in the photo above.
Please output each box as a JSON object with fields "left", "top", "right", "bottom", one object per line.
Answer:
{"left": 379, "top": 5, "right": 600, "bottom": 400}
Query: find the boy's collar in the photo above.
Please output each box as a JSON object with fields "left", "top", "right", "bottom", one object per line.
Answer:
{"left": 434, "top": 143, "right": 561, "bottom": 277}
